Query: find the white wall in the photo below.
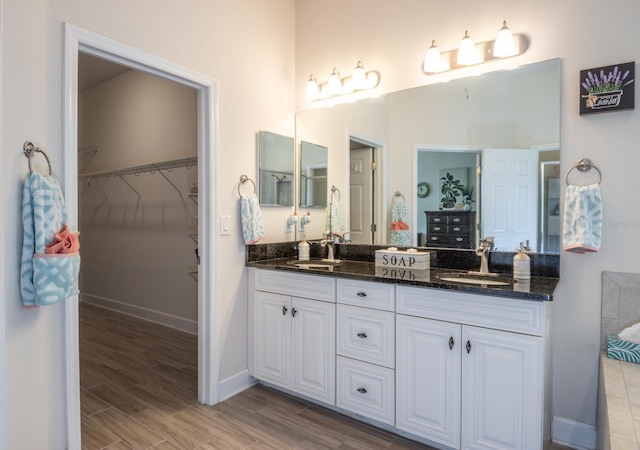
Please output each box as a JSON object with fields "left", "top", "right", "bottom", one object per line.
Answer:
{"left": 296, "top": 0, "right": 640, "bottom": 446}
{"left": 1, "top": 1, "right": 295, "bottom": 448}
{"left": 79, "top": 69, "right": 199, "bottom": 332}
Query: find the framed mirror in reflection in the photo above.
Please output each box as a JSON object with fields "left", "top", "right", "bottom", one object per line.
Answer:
{"left": 258, "top": 130, "right": 294, "bottom": 207}
{"left": 295, "top": 58, "right": 561, "bottom": 254}
{"left": 299, "top": 141, "right": 328, "bottom": 208}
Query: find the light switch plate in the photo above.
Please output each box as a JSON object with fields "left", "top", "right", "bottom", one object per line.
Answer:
{"left": 220, "top": 215, "right": 231, "bottom": 235}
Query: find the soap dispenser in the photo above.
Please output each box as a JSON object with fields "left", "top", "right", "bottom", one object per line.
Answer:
{"left": 513, "top": 248, "right": 530, "bottom": 281}
{"left": 298, "top": 240, "right": 310, "bottom": 261}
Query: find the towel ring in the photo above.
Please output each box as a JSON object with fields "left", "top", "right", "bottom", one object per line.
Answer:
{"left": 331, "top": 185, "right": 341, "bottom": 201}
{"left": 393, "top": 191, "right": 406, "bottom": 204}
{"left": 23, "top": 141, "right": 52, "bottom": 175}
{"left": 565, "top": 158, "right": 602, "bottom": 186}
{"left": 238, "top": 174, "right": 256, "bottom": 197}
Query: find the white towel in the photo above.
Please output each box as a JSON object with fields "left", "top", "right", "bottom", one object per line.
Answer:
{"left": 326, "top": 200, "right": 341, "bottom": 235}
{"left": 240, "top": 193, "right": 266, "bottom": 245}
{"left": 562, "top": 183, "right": 602, "bottom": 253}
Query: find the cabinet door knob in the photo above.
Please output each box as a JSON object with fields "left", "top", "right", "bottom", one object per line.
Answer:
{"left": 357, "top": 387, "right": 367, "bottom": 394}
{"left": 291, "top": 308, "right": 297, "bottom": 318}
{"left": 449, "top": 336, "right": 455, "bottom": 350}
{"left": 282, "top": 306, "right": 288, "bottom": 316}
{"left": 466, "top": 340, "right": 471, "bottom": 354}
{"left": 356, "top": 291, "right": 367, "bottom": 297}
{"left": 357, "top": 332, "right": 368, "bottom": 339}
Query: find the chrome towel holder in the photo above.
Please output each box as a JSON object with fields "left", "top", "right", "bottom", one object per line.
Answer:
{"left": 23, "top": 141, "right": 52, "bottom": 175}
{"left": 238, "top": 174, "right": 256, "bottom": 197}
{"left": 565, "top": 158, "right": 602, "bottom": 186}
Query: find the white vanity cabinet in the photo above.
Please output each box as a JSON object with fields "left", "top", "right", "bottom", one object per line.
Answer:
{"left": 336, "top": 279, "right": 395, "bottom": 425}
{"left": 252, "top": 269, "right": 336, "bottom": 405}
{"left": 396, "top": 286, "right": 551, "bottom": 450}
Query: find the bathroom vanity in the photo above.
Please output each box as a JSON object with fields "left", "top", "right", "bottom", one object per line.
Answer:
{"left": 247, "top": 252, "right": 557, "bottom": 450}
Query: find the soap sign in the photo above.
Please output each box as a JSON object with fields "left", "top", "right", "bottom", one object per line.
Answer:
{"left": 380, "top": 254, "right": 419, "bottom": 267}
{"left": 580, "top": 62, "right": 635, "bottom": 115}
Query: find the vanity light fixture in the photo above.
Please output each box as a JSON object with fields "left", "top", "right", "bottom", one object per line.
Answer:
{"left": 423, "top": 20, "right": 528, "bottom": 75}
{"left": 305, "top": 61, "right": 381, "bottom": 102}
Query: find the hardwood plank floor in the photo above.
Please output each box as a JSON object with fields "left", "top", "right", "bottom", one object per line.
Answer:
{"left": 80, "top": 302, "right": 573, "bottom": 450}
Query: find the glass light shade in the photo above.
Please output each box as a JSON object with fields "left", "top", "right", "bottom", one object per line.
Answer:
{"left": 352, "top": 61, "right": 367, "bottom": 90}
{"left": 457, "top": 30, "right": 479, "bottom": 65}
{"left": 327, "top": 68, "right": 342, "bottom": 95}
{"left": 493, "top": 21, "right": 517, "bottom": 57}
{"left": 423, "top": 40, "right": 443, "bottom": 73}
{"left": 306, "top": 75, "right": 320, "bottom": 101}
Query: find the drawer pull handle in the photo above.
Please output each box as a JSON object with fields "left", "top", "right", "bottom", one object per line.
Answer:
{"left": 357, "top": 387, "right": 367, "bottom": 394}
{"left": 434, "top": 226, "right": 441, "bottom": 231}
{"left": 357, "top": 332, "right": 368, "bottom": 339}
{"left": 453, "top": 218, "right": 461, "bottom": 222}
{"left": 430, "top": 236, "right": 438, "bottom": 241}
{"left": 356, "top": 292, "right": 367, "bottom": 297}
{"left": 449, "top": 336, "right": 455, "bottom": 350}
{"left": 453, "top": 227, "right": 460, "bottom": 231}
{"left": 434, "top": 218, "right": 441, "bottom": 222}
{"left": 282, "top": 306, "right": 288, "bottom": 316}
{"left": 292, "top": 308, "right": 297, "bottom": 318}
{"left": 466, "top": 340, "right": 472, "bottom": 354}
{"left": 456, "top": 237, "right": 463, "bottom": 242}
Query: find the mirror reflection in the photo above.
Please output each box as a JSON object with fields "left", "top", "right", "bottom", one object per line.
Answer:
{"left": 258, "top": 130, "right": 294, "bottom": 206}
{"left": 299, "top": 141, "right": 328, "bottom": 208}
{"left": 296, "top": 58, "right": 561, "bottom": 253}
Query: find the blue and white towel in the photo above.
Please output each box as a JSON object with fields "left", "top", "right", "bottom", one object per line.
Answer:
{"left": 326, "top": 200, "right": 341, "bottom": 235}
{"left": 240, "top": 193, "right": 266, "bottom": 244}
{"left": 21, "top": 172, "right": 80, "bottom": 307}
{"left": 390, "top": 200, "right": 411, "bottom": 247}
{"left": 563, "top": 183, "right": 602, "bottom": 253}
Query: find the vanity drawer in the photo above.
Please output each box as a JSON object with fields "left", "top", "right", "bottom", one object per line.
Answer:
{"left": 254, "top": 269, "right": 336, "bottom": 302}
{"left": 337, "top": 279, "right": 395, "bottom": 311}
{"left": 336, "top": 356, "right": 395, "bottom": 425}
{"left": 337, "top": 305, "right": 395, "bottom": 368}
{"left": 426, "top": 234, "right": 469, "bottom": 247}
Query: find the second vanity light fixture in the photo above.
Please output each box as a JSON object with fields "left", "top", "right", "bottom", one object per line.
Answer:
{"left": 423, "top": 20, "right": 528, "bottom": 74}
{"left": 306, "top": 61, "right": 380, "bottom": 101}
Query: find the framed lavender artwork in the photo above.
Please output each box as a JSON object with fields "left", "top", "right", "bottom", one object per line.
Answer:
{"left": 580, "top": 62, "right": 635, "bottom": 115}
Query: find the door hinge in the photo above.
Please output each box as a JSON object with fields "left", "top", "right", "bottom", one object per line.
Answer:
{"left": 476, "top": 165, "right": 482, "bottom": 174}
{"left": 371, "top": 161, "right": 378, "bottom": 171}
{"left": 370, "top": 223, "right": 377, "bottom": 232}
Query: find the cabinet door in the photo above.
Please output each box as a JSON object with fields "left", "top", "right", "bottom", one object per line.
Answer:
{"left": 396, "top": 315, "right": 461, "bottom": 449}
{"left": 291, "top": 297, "right": 336, "bottom": 405}
{"left": 254, "top": 291, "right": 291, "bottom": 389}
{"left": 462, "top": 326, "right": 543, "bottom": 450}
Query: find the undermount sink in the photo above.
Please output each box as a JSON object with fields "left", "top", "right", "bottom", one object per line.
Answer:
{"left": 285, "top": 259, "right": 342, "bottom": 269}
{"left": 437, "top": 272, "right": 515, "bottom": 286}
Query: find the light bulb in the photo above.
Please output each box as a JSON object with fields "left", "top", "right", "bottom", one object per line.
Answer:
{"left": 493, "top": 20, "right": 517, "bottom": 57}
{"left": 457, "top": 30, "right": 479, "bottom": 65}
{"left": 306, "top": 74, "right": 320, "bottom": 101}
{"left": 327, "top": 68, "right": 342, "bottom": 95}
{"left": 352, "top": 61, "right": 366, "bottom": 90}
{"left": 423, "top": 40, "right": 443, "bottom": 73}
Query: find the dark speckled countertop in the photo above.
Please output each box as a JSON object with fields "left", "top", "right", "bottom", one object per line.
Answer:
{"left": 247, "top": 251, "right": 560, "bottom": 302}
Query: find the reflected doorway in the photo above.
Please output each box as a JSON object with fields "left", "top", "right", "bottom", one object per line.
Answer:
{"left": 349, "top": 136, "right": 383, "bottom": 245}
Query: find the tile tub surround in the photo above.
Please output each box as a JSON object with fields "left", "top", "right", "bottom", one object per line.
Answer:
{"left": 246, "top": 242, "right": 560, "bottom": 278}
{"left": 597, "top": 353, "right": 640, "bottom": 449}
{"left": 601, "top": 271, "right": 640, "bottom": 349}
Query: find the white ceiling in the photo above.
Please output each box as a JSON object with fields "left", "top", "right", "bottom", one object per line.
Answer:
{"left": 78, "top": 52, "right": 131, "bottom": 92}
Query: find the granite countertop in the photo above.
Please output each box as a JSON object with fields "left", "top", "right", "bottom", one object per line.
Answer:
{"left": 247, "top": 257, "right": 559, "bottom": 301}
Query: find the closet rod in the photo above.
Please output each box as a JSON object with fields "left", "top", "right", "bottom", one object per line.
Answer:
{"left": 79, "top": 156, "right": 197, "bottom": 180}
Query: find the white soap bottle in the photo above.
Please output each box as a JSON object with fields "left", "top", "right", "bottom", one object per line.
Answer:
{"left": 513, "top": 248, "right": 530, "bottom": 281}
{"left": 298, "top": 240, "right": 310, "bottom": 261}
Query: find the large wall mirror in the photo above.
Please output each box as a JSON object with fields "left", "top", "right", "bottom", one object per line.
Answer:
{"left": 258, "top": 130, "right": 294, "bottom": 206}
{"left": 295, "top": 58, "right": 561, "bottom": 254}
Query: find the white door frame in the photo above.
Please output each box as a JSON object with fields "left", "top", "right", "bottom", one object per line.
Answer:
{"left": 0, "top": 0, "right": 7, "bottom": 448}
{"left": 63, "top": 24, "right": 219, "bottom": 448}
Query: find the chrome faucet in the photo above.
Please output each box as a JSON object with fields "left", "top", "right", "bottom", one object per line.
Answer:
{"left": 320, "top": 234, "right": 336, "bottom": 261}
{"left": 471, "top": 237, "right": 495, "bottom": 275}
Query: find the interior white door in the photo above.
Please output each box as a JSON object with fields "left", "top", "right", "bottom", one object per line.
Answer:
{"left": 350, "top": 148, "right": 374, "bottom": 244}
{"left": 481, "top": 148, "right": 539, "bottom": 251}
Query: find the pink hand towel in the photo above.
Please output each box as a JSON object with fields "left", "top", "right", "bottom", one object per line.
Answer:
{"left": 45, "top": 225, "right": 80, "bottom": 254}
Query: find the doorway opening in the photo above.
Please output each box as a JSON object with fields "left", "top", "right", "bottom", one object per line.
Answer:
{"left": 63, "top": 24, "right": 219, "bottom": 448}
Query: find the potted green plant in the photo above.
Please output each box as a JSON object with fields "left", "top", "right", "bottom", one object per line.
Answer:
{"left": 439, "top": 172, "right": 464, "bottom": 209}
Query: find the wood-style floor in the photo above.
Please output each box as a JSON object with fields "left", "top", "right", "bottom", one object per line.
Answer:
{"left": 80, "top": 302, "right": 574, "bottom": 450}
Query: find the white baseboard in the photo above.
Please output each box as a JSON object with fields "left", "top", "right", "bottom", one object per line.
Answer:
{"left": 218, "top": 369, "right": 256, "bottom": 402}
{"left": 81, "top": 293, "right": 197, "bottom": 334}
{"left": 552, "top": 416, "right": 597, "bottom": 450}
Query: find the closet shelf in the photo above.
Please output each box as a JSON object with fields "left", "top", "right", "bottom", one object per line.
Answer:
{"left": 79, "top": 156, "right": 197, "bottom": 180}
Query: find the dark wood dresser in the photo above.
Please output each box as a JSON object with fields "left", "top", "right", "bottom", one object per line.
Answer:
{"left": 425, "top": 211, "right": 476, "bottom": 249}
